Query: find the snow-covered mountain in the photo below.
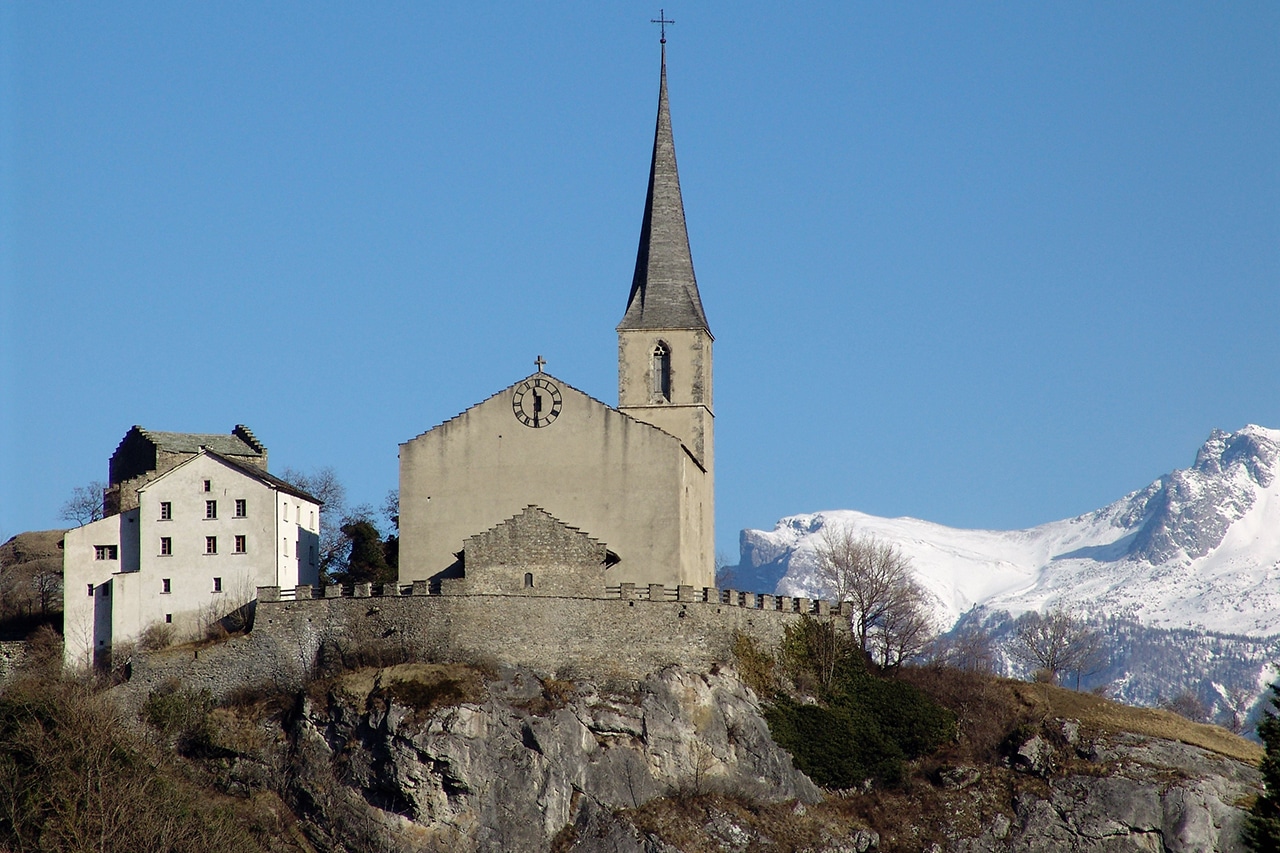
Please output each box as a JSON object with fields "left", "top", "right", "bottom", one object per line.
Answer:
{"left": 735, "top": 425, "right": 1280, "bottom": 636}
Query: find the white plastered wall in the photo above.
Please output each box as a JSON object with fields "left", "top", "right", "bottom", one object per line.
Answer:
{"left": 62, "top": 452, "right": 320, "bottom": 668}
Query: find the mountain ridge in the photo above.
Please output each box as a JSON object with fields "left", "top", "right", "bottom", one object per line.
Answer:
{"left": 736, "top": 424, "right": 1280, "bottom": 638}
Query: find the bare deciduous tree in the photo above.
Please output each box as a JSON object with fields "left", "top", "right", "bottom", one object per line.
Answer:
{"left": 928, "top": 624, "right": 998, "bottom": 673}
{"left": 715, "top": 551, "right": 737, "bottom": 590}
{"left": 1161, "top": 690, "right": 1209, "bottom": 723}
{"left": 59, "top": 481, "right": 107, "bottom": 526}
{"left": 33, "top": 570, "right": 61, "bottom": 617}
{"left": 279, "top": 466, "right": 350, "bottom": 577}
{"left": 814, "top": 528, "right": 936, "bottom": 667}
{"left": 872, "top": 584, "right": 936, "bottom": 669}
{"left": 1009, "top": 608, "right": 1106, "bottom": 687}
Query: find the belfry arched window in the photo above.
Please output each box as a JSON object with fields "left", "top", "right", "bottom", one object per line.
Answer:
{"left": 652, "top": 342, "right": 671, "bottom": 401}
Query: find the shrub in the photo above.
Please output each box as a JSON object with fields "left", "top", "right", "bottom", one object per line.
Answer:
{"left": 142, "top": 684, "right": 221, "bottom": 756}
{"left": 780, "top": 616, "right": 862, "bottom": 692}
{"left": 138, "top": 622, "right": 175, "bottom": 651}
{"left": 897, "top": 664, "right": 1021, "bottom": 764}
{"left": 762, "top": 616, "right": 956, "bottom": 789}
{"left": 0, "top": 675, "right": 265, "bottom": 852}
{"left": 385, "top": 676, "right": 465, "bottom": 712}
{"left": 765, "top": 695, "right": 906, "bottom": 788}
{"left": 731, "top": 631, "right": 776, "bottom": 697}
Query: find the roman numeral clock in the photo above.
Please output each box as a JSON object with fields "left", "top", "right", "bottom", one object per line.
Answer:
{"left": 512, "top": 376, "right": 562, "bottom": 428}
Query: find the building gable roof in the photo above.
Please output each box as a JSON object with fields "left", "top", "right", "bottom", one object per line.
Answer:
{"left": 402, "top": 371, "right": 687, "bottom": 449}
{"left": 139, "top": 450, "right": 323, "bottom": 505}
{"left": 617, "top": 45, "right": 711, "bottom": 335}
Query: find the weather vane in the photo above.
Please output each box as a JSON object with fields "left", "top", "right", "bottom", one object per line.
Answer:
{"left": 651, "top": 9, "right": 674, "bottom": 44}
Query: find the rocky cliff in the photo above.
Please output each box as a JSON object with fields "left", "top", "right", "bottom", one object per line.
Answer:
{"left": 140, "top": 661, "right": 1260, "bottom": 853}
{"left": 190, "top": 663, "right": 818, "bottom": 853}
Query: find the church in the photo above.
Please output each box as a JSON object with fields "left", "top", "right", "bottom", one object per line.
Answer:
{"left": 398, "top": 45, "right": 716, "bottom": 593}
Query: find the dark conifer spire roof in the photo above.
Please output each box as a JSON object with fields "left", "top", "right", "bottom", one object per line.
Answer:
{"left": 618, "top": 45, "right": 711, "bottom": 334}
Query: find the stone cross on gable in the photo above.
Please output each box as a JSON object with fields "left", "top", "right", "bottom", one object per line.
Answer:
{"left": 535, "top": 355, "right": 546, "bottom": 373}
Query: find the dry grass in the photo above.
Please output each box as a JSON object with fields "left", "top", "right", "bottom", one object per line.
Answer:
{"left": 1008, "top": 681, "right": 1262, "bottom": 764}
{"left": 322, "top": 662, "right": 489, "bottom": 716}
{"left": 625, "top": 793, "right": 877, "bottom": 853}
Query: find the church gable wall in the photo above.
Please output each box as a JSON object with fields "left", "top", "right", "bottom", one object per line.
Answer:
{"left": 400, "top": 376, "right": 695, "bottom": 588}
{"left": 461, "top": 506, "right": 609, "bottom": 597}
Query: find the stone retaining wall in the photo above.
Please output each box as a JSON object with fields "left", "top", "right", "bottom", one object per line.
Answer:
{"left": 123, "top": 589, "right": 843, "bottom": 704}
{"left": 0, "top": 642, "right": 27, "bottom": 684}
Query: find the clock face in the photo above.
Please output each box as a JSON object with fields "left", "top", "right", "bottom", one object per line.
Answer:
{"left": 512, "top": 377, "right": 563, "bottom": 428}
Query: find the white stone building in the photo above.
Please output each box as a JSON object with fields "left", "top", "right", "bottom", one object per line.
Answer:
{"left": 63, "top": 445, "right": 320, "bottom": 668}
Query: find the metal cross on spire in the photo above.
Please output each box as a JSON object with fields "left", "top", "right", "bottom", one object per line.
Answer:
{"left": 651, "top": 9, "right": 674, "bottom": 44}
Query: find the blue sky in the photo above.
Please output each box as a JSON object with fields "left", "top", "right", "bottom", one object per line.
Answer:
{"left": 3, "top": 4, "right": 1277, "bottom": 559}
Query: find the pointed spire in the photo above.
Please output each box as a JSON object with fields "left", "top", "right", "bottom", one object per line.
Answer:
{"left": 618, "top": 44, "right": 711, "bottom": 334}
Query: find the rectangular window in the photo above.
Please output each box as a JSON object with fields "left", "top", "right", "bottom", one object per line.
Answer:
{"left": 160, "top": 537, "right": 172, "bottom": 556}
{"left": 282, "top": 502, "right": 288, "bottom": 520}
{"left": 87, "top": 584, "right": 94, "bottom": 597}
{"left": 234, "top": 499, "right": 246, "bottom": 517}
{"left": 160, "top": 501, "right": 172, "bottom": 520}
{"left": 234, "top": 534, "right": 246, "bottom": 554}
{"left": 94, "top": 545, "right": 118, "bottom": 560}
{"left": 161, "top": 578, "right": 171, "bottom": 594}
{"left": 203, "top": 479, "right": 211, "bottom": 492}
{"left": 205, "top": 500, "right": 217, "bottom": 519}
{"left": 205, "top": 536, "right": 217, "bottom": 555}
{"left": 310, "top": 545, "right": 316, "bottom": 566}
{"left": 282, "top": 537, "right": 289, "bottom": 556}
{"left": 165, "top": 614, "right": 172, "bottom": 623}
{"left": 213, "top": 577, "right": 222, "bottom": 593}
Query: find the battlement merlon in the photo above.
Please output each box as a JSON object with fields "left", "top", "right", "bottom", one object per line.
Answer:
{"left": 255, "top": 584, "right": 844, "bottom": 615}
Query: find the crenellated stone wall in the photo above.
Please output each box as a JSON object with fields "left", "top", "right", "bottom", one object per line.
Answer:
{"left": 121, "top": 586, "right": 846, "bottom": 704}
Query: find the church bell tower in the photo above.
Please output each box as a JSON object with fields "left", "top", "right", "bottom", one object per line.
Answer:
{"left": 617, "top": 44, "right": 714, "bottom": 473}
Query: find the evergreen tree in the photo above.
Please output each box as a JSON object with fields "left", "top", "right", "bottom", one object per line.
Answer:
{"left": 1246, "top": 682, "right": 1280, "bottom": 852}
{"left": 340, "top": 520, "right": 395, "bottom": 585}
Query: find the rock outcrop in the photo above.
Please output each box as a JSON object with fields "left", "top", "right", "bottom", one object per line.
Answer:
{"left": 952, "top": 729, "right": 1260, "bottom": 853}
{"left": 275, "top": 664, "right": 818, "bottom": 852}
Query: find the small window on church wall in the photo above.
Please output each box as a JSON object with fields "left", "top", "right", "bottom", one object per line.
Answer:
{"left": 653, "top": 342, "right": 671, "bottom": 401}
{"left": 524, "top": 572, "right": 534, "bottom": 588}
